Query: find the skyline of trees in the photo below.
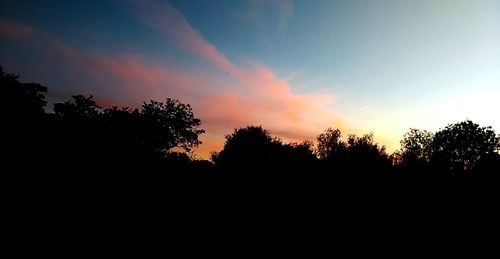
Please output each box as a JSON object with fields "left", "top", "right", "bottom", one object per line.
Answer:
{"left": 2, "top": 65, "right": 499, "bottom": 184}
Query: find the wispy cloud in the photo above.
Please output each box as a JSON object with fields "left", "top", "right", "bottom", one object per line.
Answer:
{"left": 1, "top": 0, "right": 341, "bottom": 158}
{"left": 0, "top": 21, "right": 35, "bottom": 40}
{"left": 0, "top": 21, "right": 86, "bottom": 68}
{"left": 129, "top": 0, "right": 238, "bottom": 74}
{"left": 0, "top": 20, "right": 208, "bottom": 106}
{"left": 130, "top": 0, "right": 340, "bottom": 138}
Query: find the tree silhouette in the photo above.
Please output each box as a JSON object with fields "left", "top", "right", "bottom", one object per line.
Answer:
{"left": 212, "top": 126, "right": 316, "bottom": 171}
{"left": 2, "top": 66, "right": 50, "bottom": 185}
{"left": 140, "top": 98, "right": 205, "bottom": 153}
{"left": 281, "top": 140, "right": 317, "bottom": 164}
{"left": 47, "top": 95, "right": 207, "bottom": 184}
{"left": 100, "top": 106, "right": 142, "bottom": 152}
{"left": 4, "top": 65, "right": 500, "bottom": 187}
{"left": 52, "top": 96, "right": 205, "bottom": 155}
{"left": 475, "top": 152, "right": 500, "bottom": 177}
{"left": 398, "top": 128, "right": 433, "bottom": 167}
{"left": 54, "top": 95, "right": 100, "bottom": 120}
{"left": 431, "top": 120, "right": 500, "bottom": 173}
{"left": 212, "top": 126, "right": 279, "bottom": 167}
{"left": 344, "top": 133, "right": 390, "bottom": 170}
{"left": 2, "top": 66, "right": 47, "bottom": 120}
{"left": 316, "top": 128, "right": 345, "bottom": 161}
{"left": 316, "top": 128, "right": 390, "bottom": 174}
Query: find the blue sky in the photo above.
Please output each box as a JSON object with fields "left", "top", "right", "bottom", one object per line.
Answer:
{"left": 1, "top": 0, "right": 499, "bottom": 156}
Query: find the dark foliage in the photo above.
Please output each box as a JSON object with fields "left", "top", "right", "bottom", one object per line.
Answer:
{"left": 2, "top": 66, "right": 499, "bottom": 193}
{"left": 211, "top": 126, "right": 317, "bottom": 177}
{"left": 395, "top": 121, "right": 500, "bottom": 176}
{"left": 141, "top": 99, "right": 205, "bottom": 152}
{"left": 431, "top": 120, "right": 500, "bottom": 173}
{"left": 2, "top": 66, "right": 47, "bottom": 121}
{"left": 316, "top": 128, "right": 391, "bottom": 175}
{"left": 399, "top": 128, "right": 433, "bottom": 166}
{"left": 316, "top": 128, "right": 344, "bottom": 161}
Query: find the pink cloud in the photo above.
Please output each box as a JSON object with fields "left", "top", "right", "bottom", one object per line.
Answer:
{"left": 129, "top": 1, "right": 341, "bottom": 142}
{"left": 131, "top": 0, "right": 239, "bottom": 75}
{"left": 0, "top": 21, "right": 35, "bottom": 40}
{"left": 93, "top": 95, "right": 127, "bottom": 108}
{"left": 1, "top": 2, "right": 343, "bottom": 159}
{"left": 197, "top": 67, "right": 342, "bottom": 142}
{"left": 92, "top": 55, "right": 208, "bottom": 104}
{"left": 0, "top": 21, "right": 84, "bottom": 67}
{"left": 0, "top": 20, "right": 212, "bottom": 106}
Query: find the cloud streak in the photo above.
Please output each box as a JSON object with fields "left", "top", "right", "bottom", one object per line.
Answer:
{"left": 130, "top": 0, "right": 341, "bottom": 140}
{"left": 1, "top": 1, "right": 342, "bottom": 158}
{"left": 131, "top": 0, "right": 238, "bottom": 74}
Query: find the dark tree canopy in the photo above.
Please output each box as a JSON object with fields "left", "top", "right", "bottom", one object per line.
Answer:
{"left": 316, "top": 128, "right": 390, "bottom": 173}
{"left": 141, "top": 98, "right": 205, "bottom": 152}
{"left": 3, "top": 65, "right": 500, "bottom": 188}
{"left": 100, "top": 106, "right": 142, "bottom": 149}
{"left": 316, "top": 128, "right": 344, "bottom": 160}
{"left": 398, "top": 128, "right": 433, "bottom": 166}
{"left": 281, "top": 140, "right": 317, "bottom": 164}
{"left": 212, "top": 126, "right": 279, "bottom": 166}
{"left": 316, "top": 129, "right": 388, "bottom": 161}
{"left": 345, "top": 133, "right": 388, "bottom": 162}
{"left": 54, "top": 95, "right": 100, "bottom": 120}
{"left": 211, "top": 126, "right": 316, "bottom": 168}
{"left": 431, "top": 120, "right": 500, "bottom": 172}
{"left": 2, "top": 66, "right": 47, "bottom": 120}
{"left": 50, "top": 95, "right": 205, "bottom": 163}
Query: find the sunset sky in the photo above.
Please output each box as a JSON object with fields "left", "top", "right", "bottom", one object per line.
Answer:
{"left": 1, "top": 0, "right": 499, "bottom": 158}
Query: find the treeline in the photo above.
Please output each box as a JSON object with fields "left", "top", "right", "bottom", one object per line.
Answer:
{"left": 2, "top": 66, "right": 500, "bottom": 188}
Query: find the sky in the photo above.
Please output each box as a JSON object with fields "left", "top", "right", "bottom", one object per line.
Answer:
{"left": 1, "top": 0, "right": 499, "bottom": 158}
